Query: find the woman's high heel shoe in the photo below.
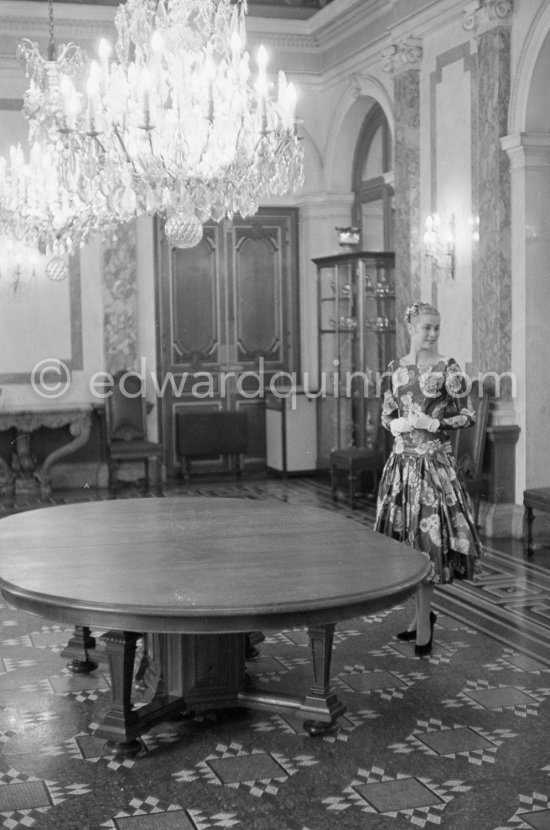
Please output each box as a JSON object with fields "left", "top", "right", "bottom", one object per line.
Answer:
{"left": 414, "top": 612, "right": 437, "bottom": 657}
{"left": 396, "top": 611, "right": 436, "bottom": 642}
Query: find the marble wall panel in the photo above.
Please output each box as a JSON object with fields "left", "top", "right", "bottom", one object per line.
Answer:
{"left": 101, "top": 222, "right": 138, "bottom": 375}
{"left": 394, "top": 68, "right": 421, "bottom": 356}
{"left": 475, "top": 26, "right": 512, "bottom": 382}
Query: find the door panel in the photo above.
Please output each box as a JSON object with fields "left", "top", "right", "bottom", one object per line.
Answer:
{"left": 171, "top": 228, "right": 220, "bottom": 366}
{"left": 233, "top": 227, "right": 281, "bottom": 361}
{"left": 156, "top": 208, "right": 300, "bottom": 475}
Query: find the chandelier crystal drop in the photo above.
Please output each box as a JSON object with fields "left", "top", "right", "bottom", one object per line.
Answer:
{"left": 45, "top": 255, "right": 70, "bottom": 282}
{"left": 0, "top": 0, "right": 305, "bottom": 253}
{"left": 164, "top": 211, "right": 205, "bottom": 249}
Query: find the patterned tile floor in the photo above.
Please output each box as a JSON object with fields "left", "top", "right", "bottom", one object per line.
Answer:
{"left": 1, "top": 475, "right": 550, "bottom": 829}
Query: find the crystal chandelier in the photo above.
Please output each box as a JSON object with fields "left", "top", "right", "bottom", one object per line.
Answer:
{"left": 1, "top": 0, "right": 305, "bottom": 253}
{"left": 0, "top": 5, "right": 116, "bottom": 258}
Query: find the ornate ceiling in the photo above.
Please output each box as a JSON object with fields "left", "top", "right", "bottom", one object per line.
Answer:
{"left": 31, "top": 0, "right": 332, "bottom": 19}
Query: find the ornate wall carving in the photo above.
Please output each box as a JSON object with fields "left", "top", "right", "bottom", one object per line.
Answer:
{"left": 102, "top": 222, "right": 138, "bottom": 375}
{"left": 463, "top": 0, "right": 514, "bottom": 32}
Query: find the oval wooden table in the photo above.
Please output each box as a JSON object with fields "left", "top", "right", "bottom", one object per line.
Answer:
{"left": 0, "top": 497, "right": 430, "bottom": 755}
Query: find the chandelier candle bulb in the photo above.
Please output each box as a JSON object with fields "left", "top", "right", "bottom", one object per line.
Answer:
{"left": 256, "top": 45, "right": 268, "bottom": 131}
{"left": 204, "top": 57, "right": 216, "bottom": 123}
{"left": 86, "top": 62, "right": 100, "bottom": 130}
{"left": 98, "top": 38, "right": 111, "bottom": 87}
{"left": 231, "top": 31, "right": 241, "bottom": 75}
{"left": 150, "top": 31, "right": 163, "bottom": 59}
{"left": 140, "top": 67, "right": 152, "bottom": 127}
{"left": 287, "top": 82, "right": 297, "bottom": 131}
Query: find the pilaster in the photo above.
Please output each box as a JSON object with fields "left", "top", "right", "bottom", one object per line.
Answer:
{"left": 382, "top": 36, "right": 422, "bottom": 356}
{"left": 472, "top": 23, "right": 512, "bottom": 380}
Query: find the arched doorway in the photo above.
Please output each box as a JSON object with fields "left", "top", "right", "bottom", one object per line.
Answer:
{"left": 352, "top": 102, "right": 394, "bottom": 251}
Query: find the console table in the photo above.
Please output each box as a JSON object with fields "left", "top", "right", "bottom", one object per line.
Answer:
{"left": 0, "top": 405, "right": 93, "bottom": 494}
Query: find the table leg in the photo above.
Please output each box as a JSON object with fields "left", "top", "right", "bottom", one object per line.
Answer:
{"left": 94, "top": 630, "right": 142, "bottom": 757}
{"left": 299, "top": 623, "right": 346, "bottom": 736}
{"left": 36, "top": 416, "right": 91, "bottom": 495}
{"left": 331, "top": 464, "right": 338, "bottom": 502}
{"left": 348, "top": 468, "right": 356, "bottom": 509}
{"left": 133, "top": 634, "right": 149, "bottom": 691}
{"left": 245, "top": 630, "right": 265, "bottom": 659}
{"left": 60, "top": 626, "right": 97, "bottom": 673}
{"left": 524, "top": 505, "right": 535, "bottom": 556}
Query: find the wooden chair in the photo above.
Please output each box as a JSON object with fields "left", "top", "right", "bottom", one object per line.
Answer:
{"left": 453, "top": 380, "right": 490, "bottom": 527}
{"left": 330, "top": 398, "right": 387, "bottom": 509}
{"left": 105, "top": 370, "right": 163, "bottom": 494}
{"left": 523, "top": 488, "right": 550, "bottom": 556}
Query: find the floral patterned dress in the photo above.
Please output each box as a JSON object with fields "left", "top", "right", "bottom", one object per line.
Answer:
{"left": 374, "top": 356, "right": 483, "bottom": 584}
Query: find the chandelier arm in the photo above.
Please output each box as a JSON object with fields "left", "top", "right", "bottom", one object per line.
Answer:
{"left": 113, "top": 125, "right": 139, "bottom": 172}
{"left": 91, "top": 135, "right": 107, "bottom": 156}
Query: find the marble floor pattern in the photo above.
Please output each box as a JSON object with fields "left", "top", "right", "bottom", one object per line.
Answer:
{"left": 1, "top": 475, "right": 550, "bottom": 830}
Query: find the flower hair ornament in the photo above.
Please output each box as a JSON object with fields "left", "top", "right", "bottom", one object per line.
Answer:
{"left": 404, "top": 301, "right": 440, "bottom": 324}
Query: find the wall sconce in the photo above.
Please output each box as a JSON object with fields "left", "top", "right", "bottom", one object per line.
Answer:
{"left": 423, "top": 213, "right": 455, "bottom": 281}
{"left": 0, "top": 239, "right": 39, "bottom": 297}
{"left": 0, "top": 238, "right": 68, "bottom": 297}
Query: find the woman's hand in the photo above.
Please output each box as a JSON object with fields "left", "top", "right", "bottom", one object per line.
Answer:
{"left": 390, "top": 417, "right": 414, "bottom": 436}
{"left": 408, "top": 411, "right": 439, "bottom": 432}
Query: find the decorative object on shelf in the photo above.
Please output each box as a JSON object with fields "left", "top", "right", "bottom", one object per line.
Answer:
{"left": 423, "top": 213, "right": 455, "bottom": 281}
{"left": 0, "top": 0, "right": 305, "bottom": 254}
{"left": 329, "top": 315, "right": 357, "bottom": 330}
{"left": 376, "top": 272, "right": 391, "bottom": 295}
{"left": 335, "top": 226, "right": 361, "bottom": 249}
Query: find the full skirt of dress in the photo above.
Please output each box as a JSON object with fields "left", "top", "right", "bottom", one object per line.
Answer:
{"left": 374, "top": 441, "right": 482, "bottom": 584}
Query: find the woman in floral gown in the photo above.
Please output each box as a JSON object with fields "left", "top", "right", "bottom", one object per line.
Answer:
{"left": 374, "top": 301, "right": 482, "bottom": 655}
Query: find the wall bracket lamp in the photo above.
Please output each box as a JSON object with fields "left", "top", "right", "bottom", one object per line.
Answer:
{"left": 423, "top": 213, "right": 455, "bottom": 281}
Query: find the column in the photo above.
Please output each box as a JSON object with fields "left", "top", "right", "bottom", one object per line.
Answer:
{"left": 466, "top": 2, "right": 517, "bottom": 536}
{"left": 502, "top": 134, "right": 550, "bottom": 506}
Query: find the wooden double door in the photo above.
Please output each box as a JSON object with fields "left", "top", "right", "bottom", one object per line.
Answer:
{"left": 156, "top": 207, "right": 300, "bottom": 476}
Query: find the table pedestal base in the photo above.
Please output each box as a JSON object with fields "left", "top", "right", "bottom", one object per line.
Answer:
{"left": 94, "top": 623, "right": 346, "bottom": 756}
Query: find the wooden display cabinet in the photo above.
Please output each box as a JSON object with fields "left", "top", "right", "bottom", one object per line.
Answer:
{"left": 312, "top": 251, "right": 395, "bottom": 468}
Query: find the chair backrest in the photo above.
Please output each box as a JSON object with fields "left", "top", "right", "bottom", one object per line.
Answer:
{"left": 453, "top": 380, "right": 490, "bottom": 481}
{"left": 106, "top": 371, "right": 147, "bottom": 443}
